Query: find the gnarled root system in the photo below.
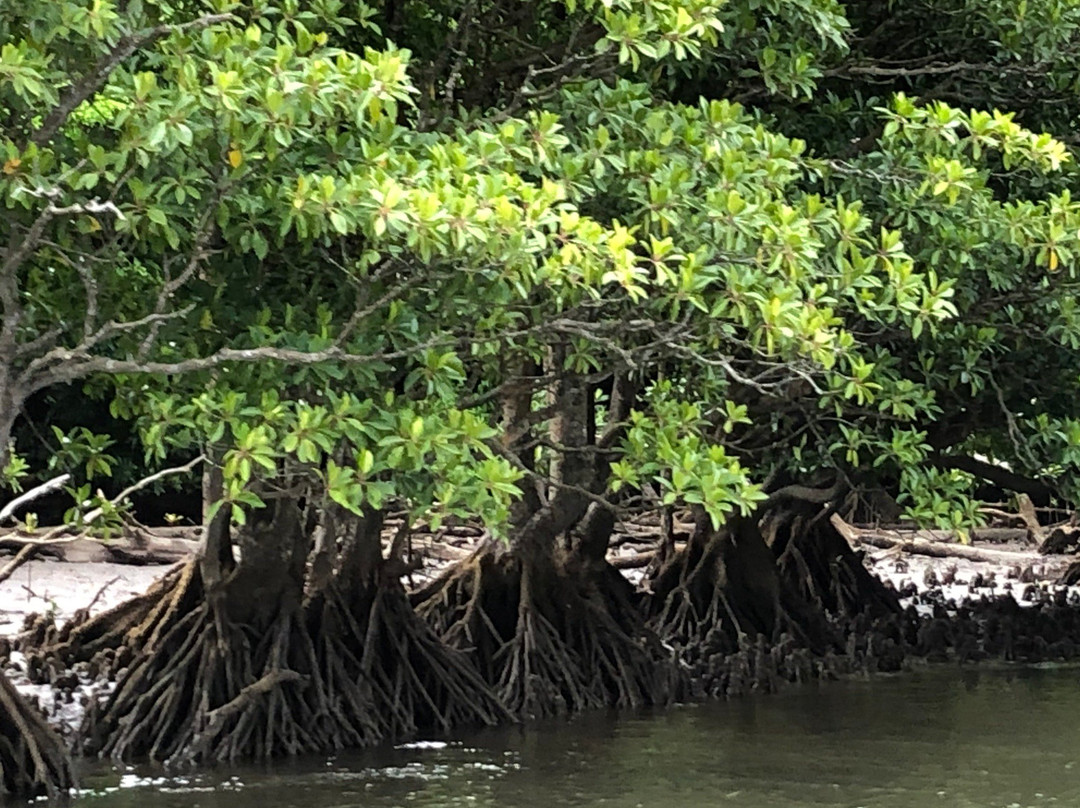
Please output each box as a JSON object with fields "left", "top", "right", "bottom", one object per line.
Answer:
{"left": 416, "top": 546, "right": 679, "bottom": 719}
{"left": 309, "top": 580, "right": 510, "bottom": 740}
{"left": 80, "top": 562, "right": 379, "bottom": 765}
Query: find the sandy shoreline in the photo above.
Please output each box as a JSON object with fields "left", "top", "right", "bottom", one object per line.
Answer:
{"left": 0, "top": 559, "right": 170, "bottom": 637}
{"left": 2, "top": 542, "right": 1076, "bottom": 641}
{"left": 2, "top": 541, "right": 1076, "bottom": 641}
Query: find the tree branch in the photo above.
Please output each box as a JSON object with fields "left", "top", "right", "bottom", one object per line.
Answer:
{"left": 0, "top": 474, "right": 71, "bottom": 525}
{"left": 29, "top": 14, "right": 233, "bottom": 148}
{"left": 1, "top": 199, "right": 125, "bottom": 352}
{"left": 930, "top": 453, "right": 1055, "bottom": 502}
{"left": 25, "top": 456, "right": 205, "bottom": 546}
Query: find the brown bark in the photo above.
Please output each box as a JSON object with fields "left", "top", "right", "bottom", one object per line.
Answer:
{"left": 198, "top": 496, "right": 233, "bottom": 594}
{"left": 501, "top": 358, "right": 543, "bottom": 528}
{"left": 334, "top": 506, "right": 385, "bottom": 588}
{"left": 225, "top": 495, "right": 308, "bottom": 623}
{"left": 564, "top": 370, "right": 635, "bottom": 562}
{"left": 773, "top": 507, "right": 899, "bottom": 619}
{"left": 0, "top": 378, "right": 23, "bottom": 469}
{"left": 513, "top": 353, "right": 593, "bottom": 557}
{"left": 571, "top": 501, "right": 616, "bottom": 564}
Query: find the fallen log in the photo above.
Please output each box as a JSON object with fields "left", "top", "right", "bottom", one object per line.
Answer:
{"left": 831, "top": 515, "right": 1042, "bottom": 565}
{"left": 844, "top": 524, "right": 1029, "bottom": 545}
{"left": 971, "top": 527, "right": 1032, "bottom": 544}
{"left": 0, "top": 530, "right": 198, "bottom": 566}
{"left": 609, "top": 551, "right": 656, "bottom": 570}
{"left": 607, "top": 543, "right": 687, "bottom": 570}
{"left": 416, "top": 542, "right": 473, "bottom": 563}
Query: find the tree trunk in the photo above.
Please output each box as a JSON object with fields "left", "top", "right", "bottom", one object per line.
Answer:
{"left": 646, "top": 511, "right": 827, "bottom": 698}
{"left": 0, "top": 377, "right": 22, "bottom": 469}
{"left": 649, "top": 511, "right": 783, "bottom": 651}
{"left": 501, "top": 358, "right": 543, "bottom": 529}
{"left": 417, "top": 365, "right": 677, "bottom": 718}
{"left": 308, "top": 504, "right": 510, "bottom": 739}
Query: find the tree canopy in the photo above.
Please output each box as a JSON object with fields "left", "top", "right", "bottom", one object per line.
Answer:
{"left": 3, "top": 0, "right": 1080, "bottom": 537}
{"left": 9, "top": 0, "right": 1080, "bottom": 798}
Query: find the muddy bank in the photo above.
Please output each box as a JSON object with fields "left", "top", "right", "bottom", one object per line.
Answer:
{"left": 0, "top": 560, "right": 169, "bottom": 635}
{"left": 2, "top": 532, "right": 1080, "bottom": 744}
{"left": 0, "top": 561, "right": 171, "bottom": 736}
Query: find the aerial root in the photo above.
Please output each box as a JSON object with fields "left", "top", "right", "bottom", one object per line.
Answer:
{"left": 23, "top": 562, "right": 197, "bottom": 676}
{"left": 0, "top": 671, "right": 74, "bottom": 799}
{"left": 418, "top": 552, "right": 677, "bottom": 719}
{"left": 85, "top": 600, "right": 361, "bottom": 765}
{"left": 75, "top": 558, "right": 376, "bottom": 764}
{"left": 318, "top": 581, "right": 510, "bottom": 740}
{"left": 76, "top": 561, "right": 510, "bottom": 765}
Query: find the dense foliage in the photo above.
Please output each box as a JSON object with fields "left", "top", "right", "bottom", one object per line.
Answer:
{"left": 3, "top": 0, "right": 1080, "bottom": 536}
{"left": 9, "top": 0, "right": 1080, "bottom": 799}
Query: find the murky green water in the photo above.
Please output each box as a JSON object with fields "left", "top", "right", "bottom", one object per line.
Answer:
{"left": 78, "top": 666, "right": 1080, "bottom": 808}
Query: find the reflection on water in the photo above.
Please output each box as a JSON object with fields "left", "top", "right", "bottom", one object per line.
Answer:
{"left": 77, "top": 665, "right": 1080, "bottom": 808}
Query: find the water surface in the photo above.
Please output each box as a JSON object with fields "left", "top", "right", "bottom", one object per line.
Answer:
{"left": 79, "top": 666, "right": 1080, "bottom": 808}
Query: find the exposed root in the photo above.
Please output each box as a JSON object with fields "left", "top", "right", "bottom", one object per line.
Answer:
{"left": 645, "top": 514, "right": 872, "bottom": 697}
{"left": 416, "top": 547, "right": 678, "bottom": 719}
{"left": 773, "top": 514, "right": 900, "bottom": 619}
{"left": 313, "top": 581, "right": 510, "bottom": 740}
{"left": 29, "top": 563, "right": 195, "bottom": 669}
{"left": 37, "top": 551, "right": 346, "bottom": 763}
{"left": 0, "top": 670, "right": 74, "bottom": 799}
{"left": 33, "top": 549, "right": 507, "bottom": 765}
{"left": 648, "top": 517, "right": 786, "bottom": 655}
{"left": 82, "top": 567, "right": 379, "bottom": 765}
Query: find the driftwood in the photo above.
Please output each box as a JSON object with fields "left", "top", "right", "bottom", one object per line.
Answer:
{"left": 609, "top": 551, "right": 656, "bottom": 570}
{"left": 0, "top": 459, "right": 205, "bottom": 585}
{"left": 607, "top": 543, "right": 687, "bottom": 570}
{"left": 415, "top": 542, "right": 473, "bottom": 563}
{"left": 0, "top": 528, "right": 199, "bottom": 567}
{"left": 832, "top": 515, "right": 1043, "bottom": 565}
{"left": 845, "top": 524, "right": 1030, "bottom": 545}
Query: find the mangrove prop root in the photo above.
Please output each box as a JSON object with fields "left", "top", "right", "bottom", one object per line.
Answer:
{"left": 319, "top": 582, "right": 511, "bottom": 739}
{"left": 86, "top": 598, "right": 378, "bottom": 764}
{"left": 21, "top": 563, "right": 192, "bottom": 668}
{"left": 77, "top": 559, "right": 377, "bottom": 764}
{"left": 649, "top": 527, "right": 783, "bottom": 656}
{"left": 417, "top": 551, "right": 679, "bottom": 719}
{"left": 0, "top": 670, "right": 75, "bottom": 799}
{"left": 63, "top": 556, "right": 508, "bottom": 764}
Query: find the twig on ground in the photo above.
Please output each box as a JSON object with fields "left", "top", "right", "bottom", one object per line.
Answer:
{"left": 85, "top": 576, "right": 121, "bottom": 612}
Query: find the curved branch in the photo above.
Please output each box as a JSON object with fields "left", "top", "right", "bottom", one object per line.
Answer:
{"left": 930, "top": 453, "right": 1056, "bottom": 501}
{"left": 765, "top": 480, "right": 844, "bottom": 507}
{"left": 0, "top": 474, "right": 70, "bottom": 525}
